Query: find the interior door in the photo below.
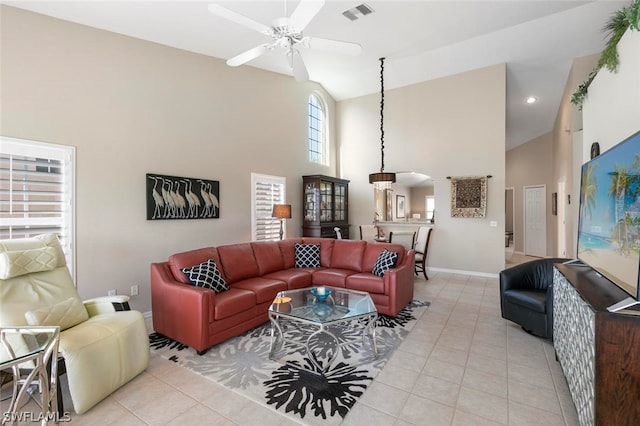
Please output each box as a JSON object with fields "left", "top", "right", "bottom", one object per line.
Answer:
{"left": 524, "top": 185, "right": 546, "bottom": 257}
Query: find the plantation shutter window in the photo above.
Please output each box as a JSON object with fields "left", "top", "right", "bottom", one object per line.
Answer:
{"left": 251, "top": 174, "right": 286, "bottom": 241}
{"left": 1, "top": 137, "right": 75, "bottom": 276}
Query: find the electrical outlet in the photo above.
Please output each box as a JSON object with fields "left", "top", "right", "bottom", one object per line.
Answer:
{"left": 108, "top": 289, "right": 117, "bottom": 296}
{"left": 131, "top": 285, "right": 139, "bottom": 296}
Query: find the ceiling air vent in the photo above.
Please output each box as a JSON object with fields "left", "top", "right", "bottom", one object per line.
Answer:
{"left": 342, "top": 3, "right": 374, "bottom": 21}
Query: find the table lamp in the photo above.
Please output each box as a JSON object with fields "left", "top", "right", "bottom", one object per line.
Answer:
{"left": 272, "top": 204, "right": 292, "bottom": 240}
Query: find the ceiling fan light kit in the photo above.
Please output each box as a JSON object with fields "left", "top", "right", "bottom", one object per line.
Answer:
{"left": 208, "top": 0, "right": 361, "bottom": 82}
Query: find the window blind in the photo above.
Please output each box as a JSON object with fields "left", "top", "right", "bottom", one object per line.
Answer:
{"left": 1, "top": 137, "right": 75, "bottom": 275}
{"left": 251, "top": 174, "right": 285, "bottom": 241}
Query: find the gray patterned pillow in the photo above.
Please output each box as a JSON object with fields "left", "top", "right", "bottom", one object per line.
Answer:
{"left": 372, "top": 249, "right": 398, "bottom": 277}
{"left": 294, "top": 243, "right": 321, "bottom": 268}
{"left": 181, "top": 259, "right": 228, "bottom": 293}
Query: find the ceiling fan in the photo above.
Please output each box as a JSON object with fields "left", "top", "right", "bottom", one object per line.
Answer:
{"left": 208, "top": 0, "right": 362, "bottom": 82}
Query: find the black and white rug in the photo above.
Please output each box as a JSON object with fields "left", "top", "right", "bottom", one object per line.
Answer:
{"left": 149, "top": 300, "right": 429, "bottom": 424}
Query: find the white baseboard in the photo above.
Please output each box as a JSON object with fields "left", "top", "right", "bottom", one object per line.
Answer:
{"left": 429, "top": 267, "right": 499, "bottom": 279}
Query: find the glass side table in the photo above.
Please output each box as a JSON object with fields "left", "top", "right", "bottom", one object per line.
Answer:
{"left": 0, "top": 327, "right": 60, "bottom": 425}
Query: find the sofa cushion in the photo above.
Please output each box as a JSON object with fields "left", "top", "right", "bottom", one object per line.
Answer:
{"left": 312, "top": 269, "right": 355, "bottom": 287}
{"left": 295, "top": 243, "right": 321, "bottom": 268}
{"left": 213, "top": 288, "right": 257, "bottom": 320}
{"left": 264, "top": 269, "right": 312, "bottom": 290}
{"left": 181, "top": 259, "right": 229, "bottom": 293}
{"left": 217, "top": 243, "right": 260, "bottom": 283}
{"left": 232, "top": 277, "right": 287, "bottom": 304}
{"left": 251, "top": 241, "right": 284, "bottom": 275}
{"left": 372, "top": 249, "right": 399, "bottom": 277}
{"left": 277, "top": 239, "right": 303, "bottom": 269}
{"left": 330, "top": 240, "right": 366, "bottom": 271}
{"left": 25, "top": 296, "right": 89, "bottom": 331}
{"left": 301, "top": 238, "right": 335, "bottom": 267}
{"left": 168, "top": 247, "right": 221, "bottom": 284}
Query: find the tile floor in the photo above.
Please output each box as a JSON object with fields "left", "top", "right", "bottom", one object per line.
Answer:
{"left": 3, "top": 270, "right": 579, "bottom": 425}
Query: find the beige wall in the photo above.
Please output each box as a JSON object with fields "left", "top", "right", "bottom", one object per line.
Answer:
{"left": 552, "top": 53, "right": 599, "bottom": 258}
{"left": 583, "top": 30, "right": 640, "bottom": 155}
{"left": 0, "top": 6, "right": 337, "bottom": 312}
{"left": 337, "top": 64, "right": 506, "bottom": 275}
{"left": 506, "top": 132, "right": 554, "bottom": 254}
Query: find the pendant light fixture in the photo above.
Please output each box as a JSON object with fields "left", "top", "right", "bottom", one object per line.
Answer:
{"left": 369, "top": 57, "right": 396, "bottom": 189}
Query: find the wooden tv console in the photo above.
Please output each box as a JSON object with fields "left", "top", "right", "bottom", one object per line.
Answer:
{"left": 553, "top": 264, "right": 640, "bottom": 426}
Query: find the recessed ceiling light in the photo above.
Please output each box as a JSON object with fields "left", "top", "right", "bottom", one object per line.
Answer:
{"left": 525, "top": 96, "right": 538, "bottom": 104}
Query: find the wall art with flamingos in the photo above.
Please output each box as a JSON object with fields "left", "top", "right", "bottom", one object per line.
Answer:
{"left": 146, "top": 173, "right": 219, "bottom": 220}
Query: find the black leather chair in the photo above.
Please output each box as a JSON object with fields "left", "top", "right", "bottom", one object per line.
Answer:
{"left": 499, "top": 257, "right": 570, "bottom": 340}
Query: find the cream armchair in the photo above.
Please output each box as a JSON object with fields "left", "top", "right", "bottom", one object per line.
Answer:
{"left": 0, "top": 234, "right": 149, "bottom": 414}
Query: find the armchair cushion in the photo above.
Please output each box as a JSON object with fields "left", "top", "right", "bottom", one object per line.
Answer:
{"left": 181, "top": 258, "right": 228, "bottom": 293}
{"left": 25, "top": 296, "right": 89, "bottom": 330}
{"left": 0, "top": 246, "right": 59, "bottom": 279}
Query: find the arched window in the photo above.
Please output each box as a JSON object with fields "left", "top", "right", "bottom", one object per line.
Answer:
{"left": 308, "top": 93, "right": 328, "bottom": 165}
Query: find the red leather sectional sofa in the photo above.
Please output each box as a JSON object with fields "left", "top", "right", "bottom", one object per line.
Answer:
{"left": 151, "top": 238, "right": 415, "bottom": 354}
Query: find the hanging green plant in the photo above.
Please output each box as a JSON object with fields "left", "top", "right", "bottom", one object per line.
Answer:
{"left": 571, "top": 0, "right": 640, "bottom": 110}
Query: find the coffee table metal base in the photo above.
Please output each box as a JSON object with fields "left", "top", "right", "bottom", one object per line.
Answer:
{"left": 269, "top": 311, "right": 378, "bottom": 375}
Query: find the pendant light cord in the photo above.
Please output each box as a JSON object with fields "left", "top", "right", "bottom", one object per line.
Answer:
{"left": 379, "top": 57, "right": 385, "bottom": 173}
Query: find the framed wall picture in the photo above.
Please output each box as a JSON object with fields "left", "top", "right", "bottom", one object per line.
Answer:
{"left": 146, "top": 173, "right": 219, "bottom": 220}
{"left": 396, "top": 195, "right": 406, "bottom": 219}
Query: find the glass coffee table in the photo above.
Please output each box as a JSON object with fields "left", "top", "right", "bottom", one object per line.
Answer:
{"left": 268, "top": 286, "right": 378, "bottom": 374}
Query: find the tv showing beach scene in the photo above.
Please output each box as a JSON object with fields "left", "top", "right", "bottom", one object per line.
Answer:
{"left": 577, "top": 130, "right": 640, "bottom": 299}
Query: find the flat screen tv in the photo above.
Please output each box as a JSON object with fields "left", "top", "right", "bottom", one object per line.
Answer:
{"left": 577, "top": 130, "right": 640, "bottom": 312}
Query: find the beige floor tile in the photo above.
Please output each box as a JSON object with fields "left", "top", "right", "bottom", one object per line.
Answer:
{"left": 507, "top": 363, "right": 555, "bottom": 391}
{"left": 133, "top": 389, "right": 198, "bottom": 424}
{"left": 507, "top": 379, "right": 562, "bottom": 415}
{"left": 165, "top": 403, "right": 234, "bottom": 425}
{"left": 387, "top": 348, "right": 428, "bottom": 373}
{"left": 452, "top": 409, "right": 507, "bottom": 426}
{"left": 465, "top": 352, "right": 507, "bottom": 378}
{"left": 456, "top": 386, "right": 508, "bottom": 424}
{"left": 422, "top": 358, "right": 465, "bottom": 384}
{"left": 375, "top": 363, "right": 420, "bottom": 393}
{"left": 429, "top": 344, "right": 469, "bottom": 367}
{"left": 111, "top": 372, "right": 175, "bottom": 412}
{"left": 462, "top": 368, "right": 508, "bottom": 399}
{"left": 411, "top": 374, "right": 460, "bottom": 407}
{"left": 508, "top": 400, "right": 566, "bottom": 426}
{"left": 341, "top": 401, "right": 397, "bottom": 426}
{"left": 399, "top": 394, "right": 454, "bottom": 426}
{"left": 358, "top": 381, "right": 410, "bottom": 417}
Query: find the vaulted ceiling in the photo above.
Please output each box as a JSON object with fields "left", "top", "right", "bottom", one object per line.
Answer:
{"left": 2, "top": 1, "right": 628, "bottom": 149}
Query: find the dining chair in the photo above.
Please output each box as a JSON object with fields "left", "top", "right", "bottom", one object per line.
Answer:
{"left": 388, "top": 231, "right": 416, "bottom": 251}
{"left": 359, "top": 225, "right": 378, "bottom": 242}
{"left": 414, "top": 227, "right": 433, "bottom": 280}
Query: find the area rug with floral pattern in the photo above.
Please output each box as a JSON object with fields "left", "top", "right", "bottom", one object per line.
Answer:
{"left": 149, "top": 300, "right": 429, "bottom": 425}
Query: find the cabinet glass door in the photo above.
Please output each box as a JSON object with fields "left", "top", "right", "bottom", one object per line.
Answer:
{"left": 304, "top": 182, "right": 318, "bottom": 223}
{"left": 319, "top": 182, "right": 333, "bottom": 222}
{"left": 335, "top": 183, "right": 346, "bottom": 221}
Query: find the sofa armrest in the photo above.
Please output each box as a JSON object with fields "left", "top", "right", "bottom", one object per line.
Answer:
{"left": 382, "top": 249, "right": 415, "bottom": 315}
{"left": 150, "top": 262, "right": 215, "bottom": 352}
{"left": 83, "top": 295, "right": 131, "bottom": 316}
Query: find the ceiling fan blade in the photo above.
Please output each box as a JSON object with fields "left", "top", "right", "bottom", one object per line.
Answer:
{"left": 290, "top": 50, "right": 309, "bottom": 82}
{"left": 208, "top": 3, "right": 271, "bottom": 35}
{"left": 289, "top": 0, "right": 325, "bottom": 32}
{"left": 306, "top": 37, "right": 362, "bottom": 55}
{"left": 227, "top": 44, "right": 271, "bottom": 67}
